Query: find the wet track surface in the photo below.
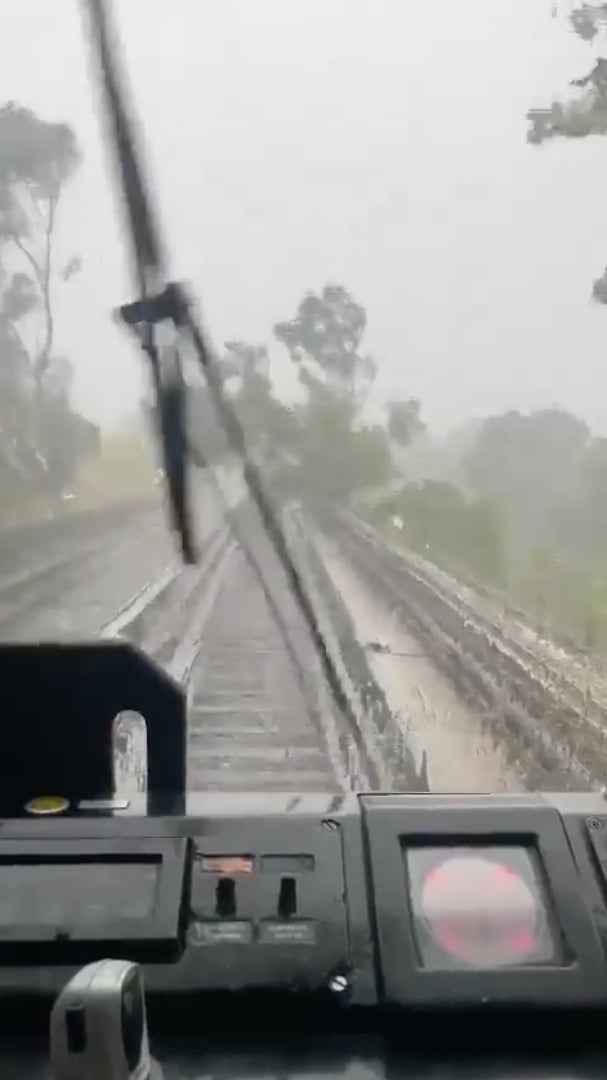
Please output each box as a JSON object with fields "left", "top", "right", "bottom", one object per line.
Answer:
{"left": 4, "top": 491, "right": 600, "bottom": 797}
{"left": 111, "top": 497, "right": 353, "bottom": 794}
{"left": 0, "top": 507, "right": 173, "bottom": 640}
{"left": 187, "top": 545, "right": 342, "bottom": 791}
{"left": 316, "top": 533, "right": 525, "bottom": 793}
{"left": 0, "top": 480, "right": 227, "bottom": 644}
{"left": 184, "top": 500, "right": 350, "bottom": 792}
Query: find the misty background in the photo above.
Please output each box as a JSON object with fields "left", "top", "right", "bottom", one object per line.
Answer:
{"left": 7, "top": 0, "right": 607, "bottom": 805}
{"left": 1, "top": 0, "right": 605, "bottom": 435}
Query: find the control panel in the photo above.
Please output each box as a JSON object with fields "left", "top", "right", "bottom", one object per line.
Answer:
{"left": 0, "top": 791, "right": 607, "bottom": 1007}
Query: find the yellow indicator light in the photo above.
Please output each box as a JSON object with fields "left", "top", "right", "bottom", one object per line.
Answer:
{"left": 25, "top": 796, "right": 70, "bottom": 816}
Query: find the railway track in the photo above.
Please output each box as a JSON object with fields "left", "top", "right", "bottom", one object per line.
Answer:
{"left": 0, "top": 469, "right": 238, "bottom": 640}
{"left": 9, "top": 483, "right": 595, "bottom": 798}
{"left": 187, "top": 544, "right": 345, "bottom": 792}
{"left": 0, "top": 500, "right": 172, "bottom": 638}
{"left": 107, "top": 512, "right": 362, "bottom": 793}
{"left": 322, "top": 510, "right": 607, "bottom": 792}
{"left": 1, "top": 484, "right": 387, "bottom": 794}
{"left": 0, "top": 498, "right": 155, "bottom": 578}
{"left": 20, "top": 474, "right": 580, "bottom": 799}
{"left": 106, "top": 500, "right": 427, "bottom": 795}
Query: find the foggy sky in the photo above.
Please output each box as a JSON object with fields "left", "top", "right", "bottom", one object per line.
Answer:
{"left": 2, "top": 0, "right": 607, "bottom": 435}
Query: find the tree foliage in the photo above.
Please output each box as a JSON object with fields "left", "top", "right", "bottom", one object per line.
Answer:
{"left": 187, "top": 340, "right": 299, "bottom": 472}
{"left": 0, "top": 103, "right": 80, "bottom": 378}
{"left": 387, "top": 398, "right": 425, "bottom": 447}
{"left": 178, "top": 274, "right": 607, "bottom": 650}
{"left": 527, "top": 57, "right": 607, "bottom": 147}
{"left": 527, "top": 4, "right": 607, "bottom": 301}
{"left": 275, "top": 284, "right": 377, "bottom": 407}
{"left": 223, "top": 340, "right": 298, "bottom": 465}
{"left": 458, "top": 408, "right": 607, "bottom": 647}
{"left": 547, "top": 435, "right": 607, "bottom": 559}
{"left": 372, "top": 480, "right": 508, "bottom": 585}
{"left": 527, "top": 3, "right": 607, "bottom": 144}
{"left": 273, "top": 284, "right": 396, "bottom": 502}
{"left": 186, "top": 284, "right": 423, "bottom": 507}
{"left": 463, "top": 408, "right": 589, "bottom": 547}
{"left": 569, "top": 3, "right": 607, "bottom": 43}
{"left": 0, "top": 102, "right": 95, "bottom": 508}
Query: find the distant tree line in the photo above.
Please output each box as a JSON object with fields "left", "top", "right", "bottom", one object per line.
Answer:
{"left": 367, "top": 406, "right": 607, "bottom": 651}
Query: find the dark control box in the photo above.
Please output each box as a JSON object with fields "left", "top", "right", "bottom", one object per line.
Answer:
{"left": 0, "top": 838, "right": 185, "bottom": 963}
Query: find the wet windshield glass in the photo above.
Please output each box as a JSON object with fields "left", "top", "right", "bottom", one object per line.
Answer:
{"left": 1, "top": 0, "right": 606, "bottom": 795}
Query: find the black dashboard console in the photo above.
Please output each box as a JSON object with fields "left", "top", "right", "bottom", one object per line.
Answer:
{"left": 1, "top": 790, "right": 607, "bottom": 1009}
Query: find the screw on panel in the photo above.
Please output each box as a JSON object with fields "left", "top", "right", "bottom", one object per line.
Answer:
{"left": 588, "top": 817, "right": 605, "bottom": 831}
{"left": 328, "top": 974, "right": 349, "bottom": 994}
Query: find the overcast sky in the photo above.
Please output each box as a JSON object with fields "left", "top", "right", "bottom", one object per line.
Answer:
{"left": 1, "top": 0, "right": 607, "bottom": 435}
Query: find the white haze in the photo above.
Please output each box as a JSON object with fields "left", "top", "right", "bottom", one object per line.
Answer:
{"left": 0, "top": 0, "right": 606, "bottom": 435}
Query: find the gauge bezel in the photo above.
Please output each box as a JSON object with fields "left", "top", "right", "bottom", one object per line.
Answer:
{"left": 360, "top": 796, "right": 607, "bottom": 1006}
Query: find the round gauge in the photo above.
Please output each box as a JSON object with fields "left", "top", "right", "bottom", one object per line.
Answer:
{"left": 418, "top": 854, "right": 541, "bottom": 968}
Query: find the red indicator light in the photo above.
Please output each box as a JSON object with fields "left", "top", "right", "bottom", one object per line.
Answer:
{"left": 201, "top": 856, "right": 253, "bottom": 875}
{"left": 511, "top": 929, "right": 535, "bottom": 952}
{"left": 418, "top": 854, "right": 540, "bottom": 968}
